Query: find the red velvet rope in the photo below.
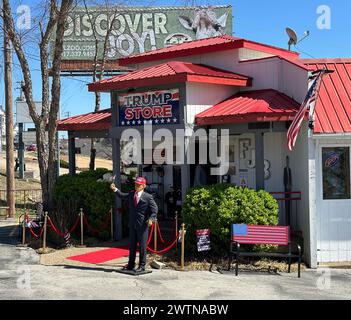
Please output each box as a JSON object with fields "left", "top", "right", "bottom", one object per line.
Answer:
{"left": 83, "top": 213, "right": 111, "bottom": 234}
{"left": 147, "top": 232, "right": 179, "bottom": 254}
{"left": 48, "top": 216, "right": 80, "bottom": 238}
{"left": 156, "top": 222, "right": 165, "bottom": 243}
{"left": 25, "top": 214, "right": 44, "bottom": 238}
{"left": 28, "top": 225, "right": 44, "bottom": 238}
{"left": 147, "top": 223, "right": 155, "bottom": 245}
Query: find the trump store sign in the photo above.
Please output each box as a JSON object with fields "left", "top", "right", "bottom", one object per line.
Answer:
{"left": 118, "top": 89, "right": 180, "bottom": 126}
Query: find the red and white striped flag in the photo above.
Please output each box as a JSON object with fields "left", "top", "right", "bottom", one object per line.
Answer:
{"left": 287, "top": 70, "right": 326, "bottom": 151}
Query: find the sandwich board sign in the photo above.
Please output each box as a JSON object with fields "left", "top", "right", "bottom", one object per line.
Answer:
{"left": 196, "top": 229, "right": 211, "bottom": 252}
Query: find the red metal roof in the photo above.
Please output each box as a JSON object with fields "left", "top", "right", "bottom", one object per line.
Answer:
{"left": 195, "top": 89, "right": 301, "bottom": 125}
{"left": 88, "top": 61, "right": 252, "bottom": 92}
{"left": 57, "top": 109, "right": 111, "bottom": 131}
{"left": 302, "top": 59, "right": 351, "bottom": 134}
{"left": 118, "top": 35, "right": 300, "bottom": 66}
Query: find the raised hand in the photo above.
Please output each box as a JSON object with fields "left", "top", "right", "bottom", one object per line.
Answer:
{"left": 110, "top": 183, "right": 118, "bottom": 192}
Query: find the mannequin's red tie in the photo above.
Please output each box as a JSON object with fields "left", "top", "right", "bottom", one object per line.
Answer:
{"left": 134, "top": 192, "right": 138, "bottom": 207}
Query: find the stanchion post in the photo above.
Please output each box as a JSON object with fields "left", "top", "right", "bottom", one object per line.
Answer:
{"left": 80, "top": 208, "right": 84, "bottom": 246}
{"left": 110, "top": 207, "right": 113, "bottom": 241}
{"left": 42, "top": 212, "right": 48, "bottom": 251}
{"left": 181, "top": 223, "right": 185, "bottom": 271}
{"left": 154, "top": 219, "right": 158, "bottom": 253}
{"left": 21, "top": 214, "right": 26, "bottom": 245}
{"left": 175, "top": 211, "right": 178, "bottom": 255}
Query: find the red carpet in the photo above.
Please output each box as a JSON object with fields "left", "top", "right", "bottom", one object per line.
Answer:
{"left": 67, "top": 245, "right": 133, "bottom": 264}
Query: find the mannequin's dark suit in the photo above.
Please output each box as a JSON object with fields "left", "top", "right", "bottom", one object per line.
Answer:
{"left": 116, "top": 190, "right": 158, "bottom": 269}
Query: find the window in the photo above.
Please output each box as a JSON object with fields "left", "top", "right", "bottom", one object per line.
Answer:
{"left": 322, "top": 147, "right": 350, "bottom": 200}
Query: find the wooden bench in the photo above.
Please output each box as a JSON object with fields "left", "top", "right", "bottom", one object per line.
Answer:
{"left": 228, "top": 224, "right": 302, "bottom": 278}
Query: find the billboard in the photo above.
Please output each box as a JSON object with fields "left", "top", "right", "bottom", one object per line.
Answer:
{"left": 118, "top": 89, "right": 180, "bottom": 126}
{"left": 60, "top": 5, "right": 232, "bottom": 61}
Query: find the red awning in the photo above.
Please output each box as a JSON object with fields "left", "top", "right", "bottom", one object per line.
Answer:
{"left": 57, "top": 109, "right": 111, "bottom": 131}
{"left": 88, "top": 61, "right": 252, "bottom": 92}
{"left": 118, "top": 35, "right": 299, "bottom": 66}
{"left": 195, "top": 89, "right": 301, "bottom": 126}
{"left": 302, "top": 59, "right": 351, "bottom": 134}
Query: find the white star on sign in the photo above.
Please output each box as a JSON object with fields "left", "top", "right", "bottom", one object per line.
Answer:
{"left": 137, "top": 120, "right": 141, "bottom": 125}
{"left": 121, "top": 121, "right": 125, "bottom": 125}
{"left": 155, "top": 119, "right": 159, "bottom": 124}
{"left": 160, "top": 119, "right": 165, "bottom": 123}
{"left": 132, "top": 120, "right": 135, "bottom": 125}
{"left": 127, "top": 121, "right": 130, "bottom": 125}
{"left": 173, "top": 118, "right": 177, "bottom": 123}
{"left": 167, "top": 118, "right": 171, "bottom": 123}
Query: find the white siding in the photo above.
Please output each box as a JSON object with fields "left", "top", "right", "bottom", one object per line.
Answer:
{"left": 279, "top": 60, "right": 308, "bottom": 103}
{"left": 231, "top": 57, "right": 308, "bottom": 101}
{"left": 315, "top": 137, "right": 351, "bottom": 263}
{"left": 185, "top": 83, "right": 238, "bottom": 124}
{"left": 238, "top": 48, "right": 274, "bottom": 61}
{"left": 289, "top": 122, "right": 311, "bottom": 265}
{"left": 136, "top": 48, "right": 274, "bottom": 71}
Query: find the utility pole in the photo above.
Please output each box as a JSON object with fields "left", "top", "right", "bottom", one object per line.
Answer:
{"left": 4, "top": 25, "right": 15, "bottom": 218}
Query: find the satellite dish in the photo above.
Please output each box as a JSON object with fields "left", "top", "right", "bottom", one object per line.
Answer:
{"left": 286, "top": 27, "right": 298, "bottom": 50}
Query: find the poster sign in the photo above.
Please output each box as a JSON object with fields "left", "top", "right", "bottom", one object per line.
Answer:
{"left": 118, "top": 89, "right": 180, "bottom": 126}
{"left": 196, "top": 229, "right": 211, "bottom": 252}
{"left": 239, "top": 171, "right": 248, "bottom": 188}
{"left": 58, "top": 6, "right": 232, "bottom": 61}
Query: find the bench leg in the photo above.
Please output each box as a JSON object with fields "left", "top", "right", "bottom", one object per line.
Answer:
{"left": 288, "top": 243, "right": 292, "bottom": 273}
{"left": 297, "top": 245, "right": 302, "bottom": 278}
{"left": 228, "top": 253, "right": 232, "bottom": 271}
{"left": 235, "top": 243, "right": 240, "bottom": 276}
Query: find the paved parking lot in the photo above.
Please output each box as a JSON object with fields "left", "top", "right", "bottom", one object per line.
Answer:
{"left": 1, "top": 243, "right": 351, "bottom": 300}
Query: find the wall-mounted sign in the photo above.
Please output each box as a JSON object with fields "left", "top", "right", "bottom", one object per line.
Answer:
{"left": 239, "top": 171, "right": 248, "bottom": 187}
{"left": 58, "top": 6, "right": 232, "bottom": 61}
{"left": 118, "top": 89, "right": 180, "bottom": 126}
{"left": 325, "top": 152, "right": 340, "bottom": 168}
{"left": 196, "top": 229, "right": 211, "bottom": 252}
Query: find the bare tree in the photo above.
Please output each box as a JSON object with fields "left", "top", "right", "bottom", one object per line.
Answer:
{"left": 83, "top": 0, "right": 122, "bottom": 170}
{"left": 2, "top": 0, "right": 74, "bottom": 208}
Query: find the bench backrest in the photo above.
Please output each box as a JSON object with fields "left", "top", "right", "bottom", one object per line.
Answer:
{"left": 231, "top": 224, "right": 289, "bottom": 246}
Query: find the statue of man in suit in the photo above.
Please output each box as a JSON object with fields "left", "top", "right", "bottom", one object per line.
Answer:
{"left": 110, "top": 177, "right": 158, "bottom": 272}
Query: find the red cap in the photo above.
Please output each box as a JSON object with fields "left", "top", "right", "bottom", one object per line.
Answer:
{"left": 135, "top": 177, "right": 147, "bottom": 185}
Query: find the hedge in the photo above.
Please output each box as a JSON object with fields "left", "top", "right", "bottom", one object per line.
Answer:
{"left": 182, "top": 184, "right": 279, "bottom": 255}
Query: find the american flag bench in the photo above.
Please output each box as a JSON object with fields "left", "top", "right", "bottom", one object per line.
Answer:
{"left": 228, "top": 224, "right": 302, "bottom": 277}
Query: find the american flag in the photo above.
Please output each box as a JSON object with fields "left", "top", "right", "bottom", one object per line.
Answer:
{"left": 232, "top": 224, "right": 289, "bottom": 245}
{"left": 287, "top": 70, "right": 326, "bottom": 151}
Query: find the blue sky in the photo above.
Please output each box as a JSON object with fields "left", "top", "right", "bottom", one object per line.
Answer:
{"left": 1, "top": 0, "right": 351, "bottom": 131}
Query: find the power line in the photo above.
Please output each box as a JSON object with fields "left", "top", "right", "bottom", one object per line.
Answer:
{"left": 293, "top": 44, "right": 317, "bottom": 59}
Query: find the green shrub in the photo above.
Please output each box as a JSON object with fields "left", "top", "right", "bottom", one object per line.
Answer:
{"left": 182, "top": 184, "right": 279, "bottom": 255}
{"left": 53, "top": 169, "right": 115, "bottom": 239}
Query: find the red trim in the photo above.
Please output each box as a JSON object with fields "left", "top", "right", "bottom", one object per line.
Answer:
{"left": 58, "top": 122, "right": 111, "bottom": 131}
{"left": 241, "top": 41, "right": 299, "bottom": 60}
{"left": 119, "top": 36, "right": 299, "bottom": 66}
{"left": 88, "top": 73, "right": 251, "bottom": 92}
{"left": 301, "top": 58, "right": 351, "bottom": 64}
{"left": 186, "top": 74, "right": 251, "bottom": 87}
{"left": 196, "top": 114, "right": 297, "bottom": 126}
{"left": 119, "top": 41, "right": 237, "bottom": 66}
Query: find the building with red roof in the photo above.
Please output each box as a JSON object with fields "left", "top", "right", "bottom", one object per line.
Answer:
{"left": 58, "top": 35, "right": 351, "bottom": 267}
